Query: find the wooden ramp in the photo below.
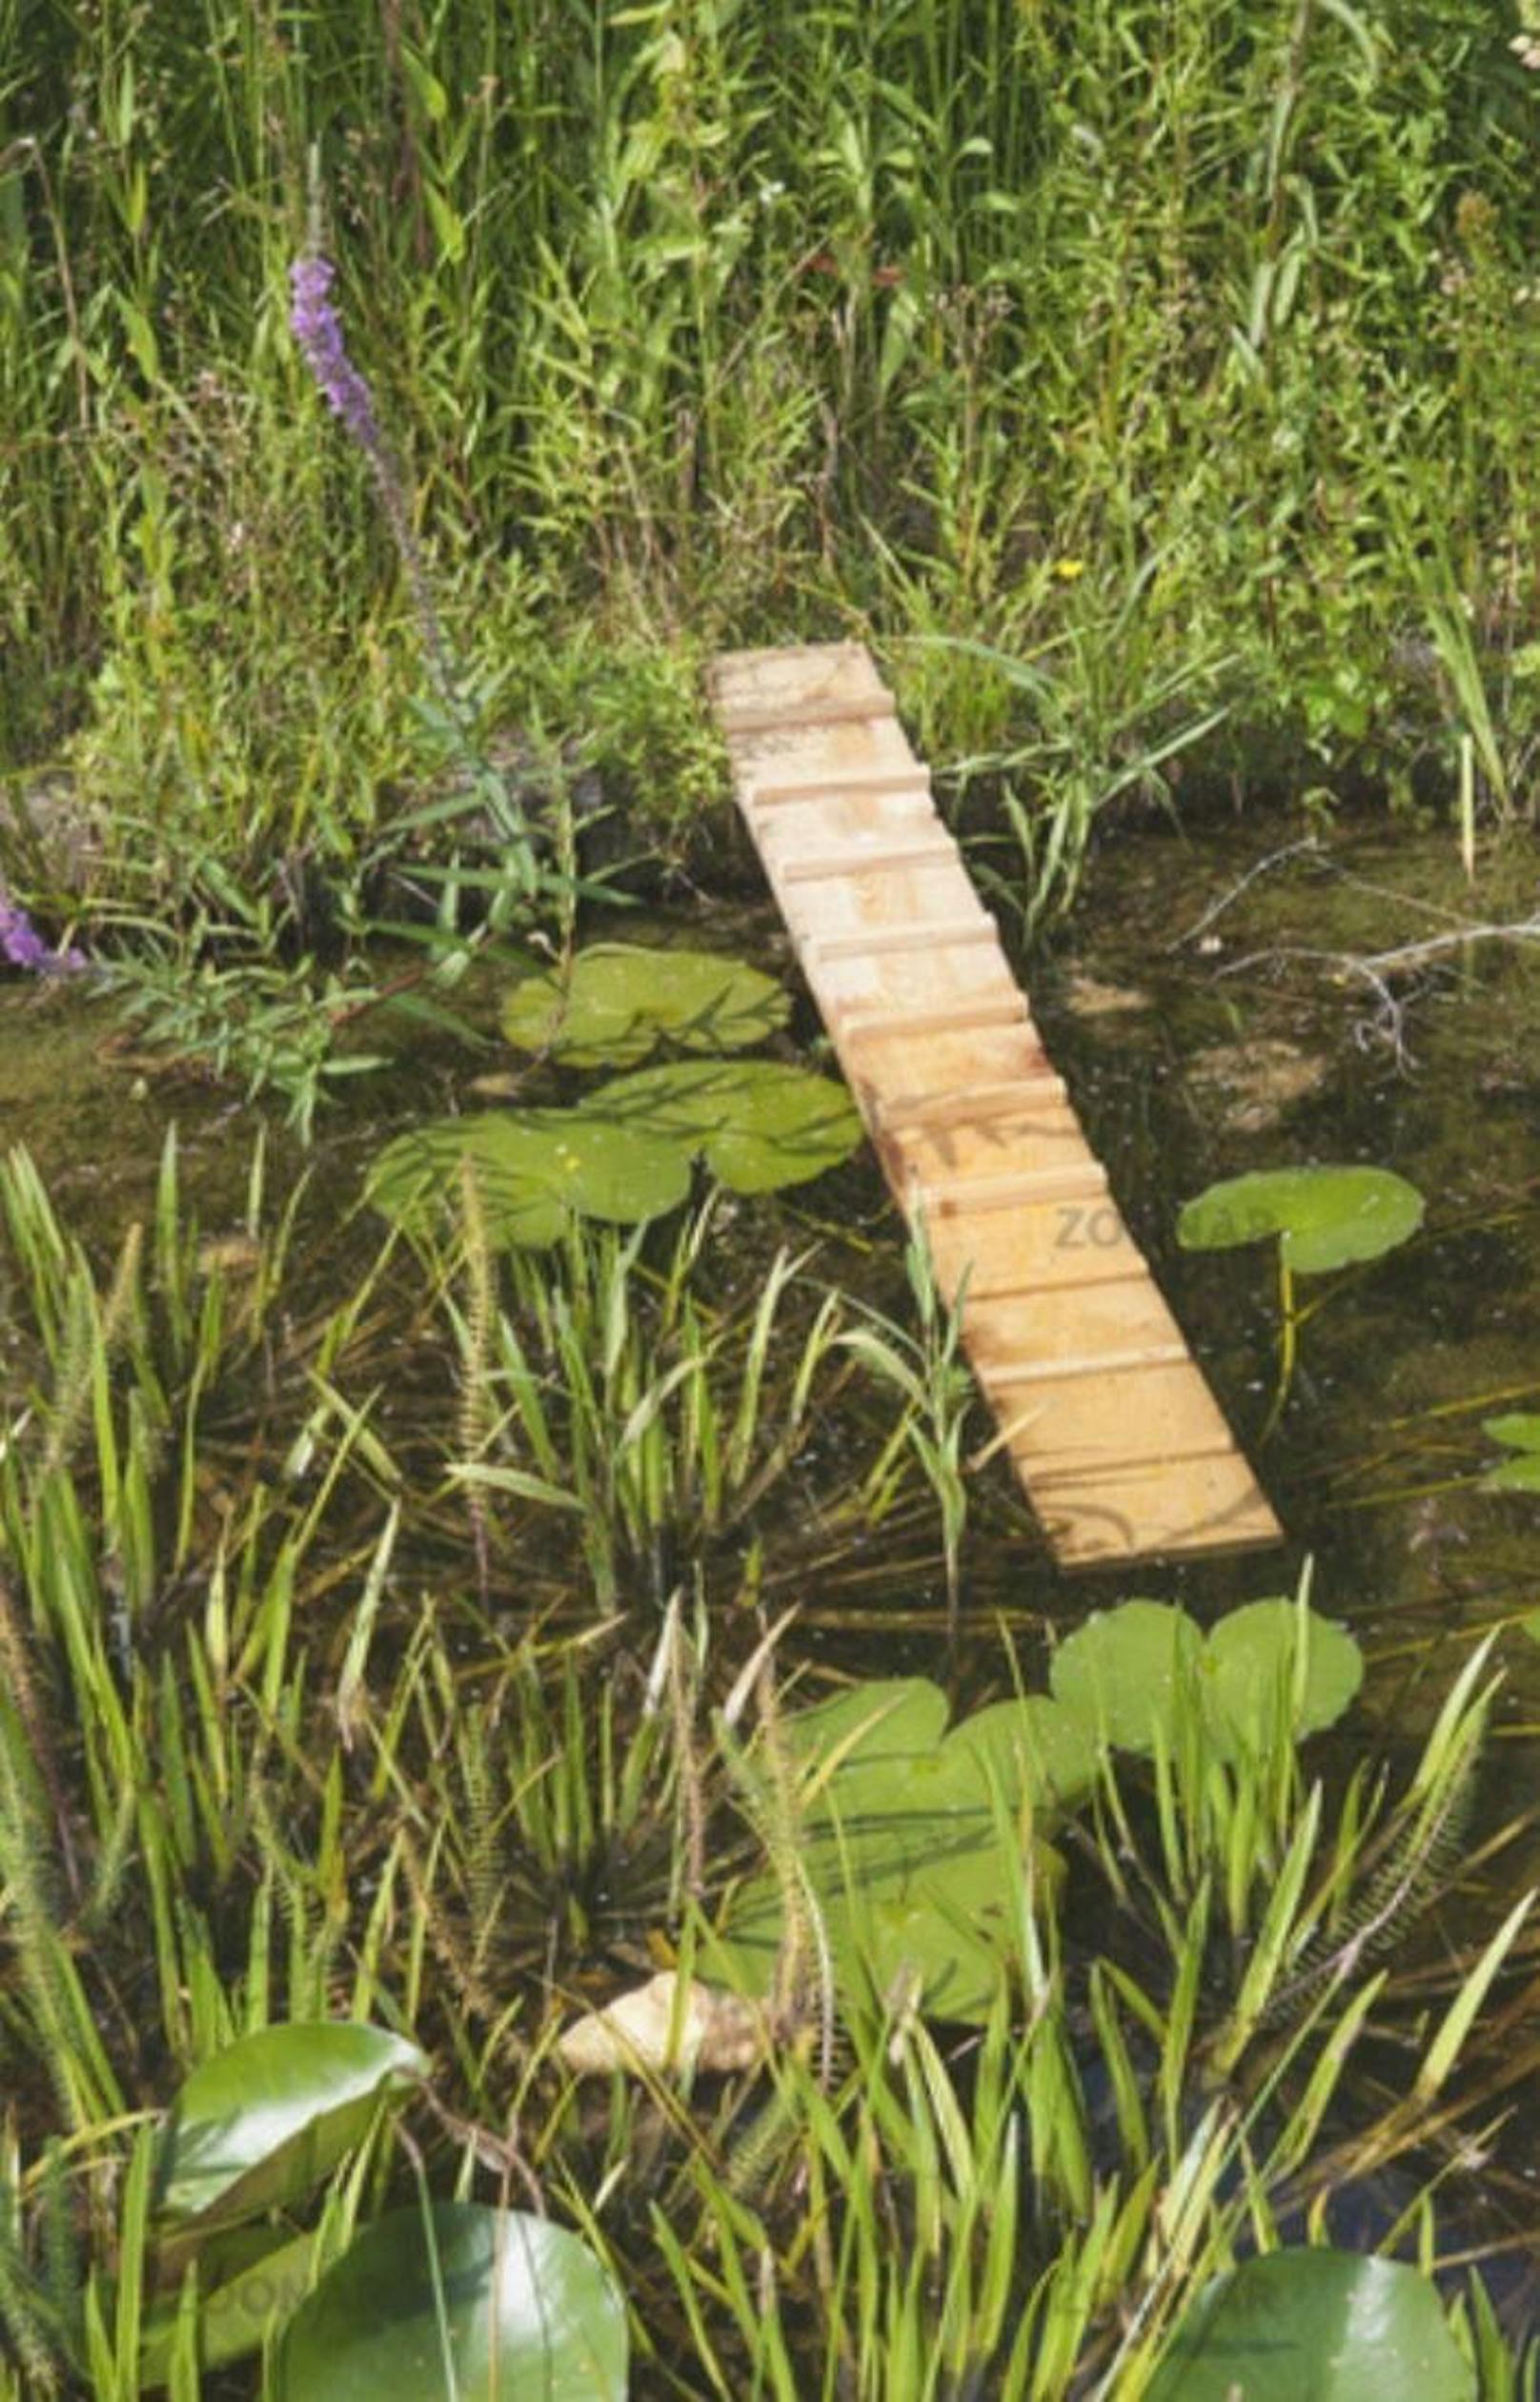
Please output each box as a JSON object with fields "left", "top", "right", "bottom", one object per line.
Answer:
{"left": 707, "top": 641, "right": 1282, "bottom": 1569}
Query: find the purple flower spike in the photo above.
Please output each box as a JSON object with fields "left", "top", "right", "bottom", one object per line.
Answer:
{"left": 289, "top": 254, "right": 383, "bottom": 455}
{"left": 0, "top": 892, "right": 84, "bottom": 975}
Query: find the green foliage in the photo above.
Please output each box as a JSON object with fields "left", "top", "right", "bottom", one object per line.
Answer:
{"left": 156, "top": 2025, "right": 426, "bottom": 2227}
{"left": 1051, "top": 1595, "right": 1364, "bottom": 1759}
{"left": 710, "top": 1676, "right": 1092, "bottom": 2020}
{"left": 369, "top": 945, "right": 861, "bottom": 1247}
{"left": 0, "top": 1126, "right": 1532, "bottom": 2397}
{"left": 1179, "top": 1163, "right": 1425, "bottom": 1435}
{"left": 6, "top": 0, "right": 1540, "bottom": 954}
{"left": 274, "top": 2208, "right": 627, "bottom": 2402}
{"left": 368, "top": 1109, "right": 693, "bottom": 1249}
{"left": 368, "top": 1059, "right": 860, "bottom": 1246}
{"left": 1147, "top": 2249, "right": 1476, "bottom": 2402}
{"left": 499, "top": 944, "right": 789, "bottom": 1067}
{"left": 1481, "top": 1413, "right": 1540, "bottom": 1493}
{"left": 1178, "top": 1165, "right": 1427, "bottom": 1274}
{"left": 713, "top": 1594, "right": 1365, "bottom": 2022}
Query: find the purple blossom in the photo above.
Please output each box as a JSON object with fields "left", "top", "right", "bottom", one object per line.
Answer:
{"left": 289, "top": 246, "right": 462, "bottom": 721}
{"left": 0, "top": 892, "right": 84, "bottom": 975}
{"left": 289, "top": 254, "right": 383, "bottom": 455}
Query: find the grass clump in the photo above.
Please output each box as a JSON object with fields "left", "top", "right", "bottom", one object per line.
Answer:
{"left": 0, "top": 1143, "right": 1537, "bottom": 2393}
{"left": 4, "top": 0, "right": 1540, "bottom": 963}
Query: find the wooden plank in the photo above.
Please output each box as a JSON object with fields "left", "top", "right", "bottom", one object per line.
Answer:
{"left": 717, "top": 692, "right": 900, "bottom": 737}
{"left": 708, "top": 641, "right": 1281, "bottom": 1568}
{"left": 778, "top": 835, "right": 959, "bottom": 882}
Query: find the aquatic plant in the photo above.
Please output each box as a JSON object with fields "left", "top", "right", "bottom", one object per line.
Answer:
{"left": 0, "top": 1137, "right": 1535, "bottom": 2397}
{"left": 1148, "top": 2249, "right": 1475, "bottom": 2402}
{"left": 497, "top": 942, "right": 789, "bottom": 1067}
{"left": 1178, "top": 1164, "right": 1425, "bottom": 1436}
{"left": 1479, "top": 1411, "right": 1540, "bottom": 1494}
{"left": 137, "top": 2022, "right": 624, "bottom": 2391}
{"left": 367, "top": 943, "right": 861, "bottom": 1251}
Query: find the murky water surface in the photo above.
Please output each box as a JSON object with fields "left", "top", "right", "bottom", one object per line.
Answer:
{"left": 8, "top": 811, "right": 1540, "bottom": 2280}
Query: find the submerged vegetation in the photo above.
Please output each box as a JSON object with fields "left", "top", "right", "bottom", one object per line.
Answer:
{"left": 7, "top": 1, "right": 1540, "bottom": 2392}
{"left": 0, "top": 1138, "right": 1537, "bottom": 2394}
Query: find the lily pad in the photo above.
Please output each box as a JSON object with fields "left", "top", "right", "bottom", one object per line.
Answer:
{"left": 1482, "top": 1415, "right": 1540, "bottom": 1494}
{"left": 577, "top": 1059, "right": 862, "bottom": 1193}
{"left": 1146, "top": 2249, "right": 1474, "bottom": 2402}
{"left": 1050, "top": 1602, "right": 1204, "bottom": 1755}
{"left": 1483, "top": 1454, "right": 1540, "bottom": 1493}
{"left": 1482, "top": 1414, "right": 1540, "bottom": 1453}
{"left": 500, "top": 944, "right": 788, "bottom": 1068}
{"left": 951, "top": 1694, "right": 1100, "bottom": 1812}
{"left": 1177, "top": 1165, "right": 1424, "bottom": 1274}
{"left": 366, "top": 1111, "right": 690, "bottom": 1248}
{"left": 710, "top": 1678, "right": 1075, "bottom": 2021}
{"left": 274, "top": 2205, "right": 627, "bottom": 2402}
{"left": 157, "top": 2024, "right": 426, "bottom": 2227}
{"left": 141, "top": 2228, "right": 323, "bottom": 2383}
{"left": 1200, "top": 1598, "right": 1363, "bottom": 1760}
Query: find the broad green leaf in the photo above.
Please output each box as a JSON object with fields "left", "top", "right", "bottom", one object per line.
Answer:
{"left": 1483, "top": 1413, "right": 1540, "bottom": 1489}
{"left": 1177, "top": 1164, "right": 1423, "bottom": 1274}
{"left": 780, "top": 1679, "right": 951, "bottom": 1792}
{"left": 1483, "top": 1414, "right": 1540, "bottom": 1454}
{"left": 274, "top": 2206, "right": 627, "bottom": 2401}
{"left": 1050, "top": 1601, "right": 1204, "bottom": 1755}
{"left": 141, "top": 2229, "right": 322, "bottom": 2384}
{"left": 952, "top": 1694, "right": 1099, "bottom": 1810}
{"left": 578, "top": 1059, "right": 862, "bottom": 1193}
{"left": 1146, "top": 2249, "right": 1474, "bottom": 2401}
{"left": 365, "top": 1111, "right": 690, "bottom": 1248}
{"left": 499, "top": 944, "right": 788, "bottom": 1067}
{"left": 157, "top": 2024, "right": 426, "bottom": 2226}
{"left": 710, "top": 1678, "right": 1067, "bottom": 2020}
{"left": 1201, "top": 1598, "right": 1363, "bottom": 1759}
{"left": 1483, "top": 1453, "right": 1540, "bottom": 1494}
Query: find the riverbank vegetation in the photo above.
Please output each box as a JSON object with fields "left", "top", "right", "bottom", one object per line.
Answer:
{"left": 6, "top": 0, "right": 1540, "bottom": 947}
{"left": 7, "top": 3, "right": 1540, "bottom": 2392}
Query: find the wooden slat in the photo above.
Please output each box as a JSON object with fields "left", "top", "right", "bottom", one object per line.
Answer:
{"left": 778, "top": 835, "right": 958, "bottom": 882}
{"left": 717, "top": 691, "right": 900, "bottom": 737}
{"left": 748, "top": 768, "right": 933, "bottom": 805}
{"left": 803, "top": 917, "right": 998, "bottom": 964}
{"left": 708, "top": 641, "right": 1281, "bottom": 1568}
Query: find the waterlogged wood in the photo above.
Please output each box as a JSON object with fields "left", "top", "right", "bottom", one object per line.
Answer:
{"left": 708, "top": 640, "right": 1281, "bottom": 1567}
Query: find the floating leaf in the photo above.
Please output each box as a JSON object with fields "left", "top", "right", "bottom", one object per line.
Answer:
{"left": 1482, "top": 1414, "right": 1540, "bottom": 1454}
{"left": 157, "top": 2024, "right": 426, "bottom": 2227}
{"left": 1482, "top": 1415, "right": 1540, "bottom": 1494}
{"left": 710, "top": 1678, "right": 1073, "bottom": 2021}
{"left": 1484, "top": 1454, "right": 1540, "bottom": 1494}
{"left": 577, "top": 1059, "right": 862, "bottom": 1192}
{"left": 1177, "top": 1165, "right": 1424, "bottom": 1274}
{"left": 368, "top": 1061, "right": 859, "bottom": 1246}
{"left": 141, "top": 2228, "right": 323, "bottom": 2383}
{"left": 1201, "top": 1598, "right": 1363, "bottom": 1759}
{"left": 1146, "top": 2249, "right": 1474, "bottom": 2402}
{"left": 366, "top": 1111, "right": 690, "bottom": 1248}
{"left": 500, "top": 944, "right": 788, "bottom": 1068}
{"left": 274, "top": 2205, "right": 627, "bottom": 2402}
{"left": 951, "top": 1694, "right": 1099, "bottom": 1812}
{"left": 1050, "top": 1601, "right": 1204, "bottom": 1755}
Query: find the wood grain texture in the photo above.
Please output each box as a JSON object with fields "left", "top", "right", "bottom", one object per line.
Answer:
{"left": 708, "top": 641, "right": 1281, "bottom": 1567}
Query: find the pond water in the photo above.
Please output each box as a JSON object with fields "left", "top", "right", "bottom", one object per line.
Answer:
{"left": 7, "top": 805, "right": 1540, "bottom": 2334}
